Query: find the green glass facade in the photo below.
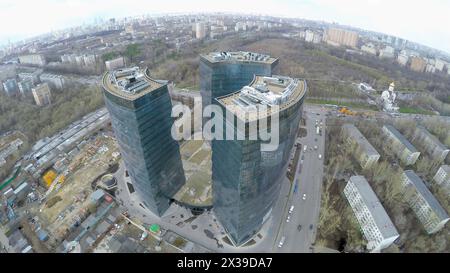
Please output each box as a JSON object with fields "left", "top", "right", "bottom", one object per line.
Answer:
{"left": 212, "top": 80, "right": 307, "bottom": 246}
{"left": 102, "top": 71, "right": 185, "bottom": 216}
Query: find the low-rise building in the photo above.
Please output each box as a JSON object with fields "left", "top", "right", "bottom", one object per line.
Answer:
{"left": 382, "top": 125, "right": 420, "bottom": 166}
{"left": 413, "top": 126, "right": 449, "bottom": 162}
{"left": 342, "top": 124, "right": 380, "bottom": 169}
{"left": 401, "top": 170, "right": 449, "bottom": 234}
{"left": 433, "top": 165, "right": 450, "bottom": 195}
{"left": 361, "top": 43, "right": 377, "bottom": 55}
{"left": 40, "top": 73, "right": 65, "bottom": 90}
{"left": 379, "top": 46, "right": 395, "bottom": 59}
{"left": 32, "top": 83, "right": 52, "bottom": 106}
{"left": 344, "top": 176, "right": 399, "bottom": 252}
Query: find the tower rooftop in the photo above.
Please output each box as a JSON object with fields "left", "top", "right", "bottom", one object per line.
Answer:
{"left": 200, "top": 51, "right": 278, "bottom": 65}
{"left": 102, "top": 67, "right": 166, "bottom": 100}
{"left": 217, "top": 75, "right": 307, "bottom": 122}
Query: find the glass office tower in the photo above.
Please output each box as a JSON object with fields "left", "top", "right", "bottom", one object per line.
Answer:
{"left": 200, "top": 51, "right": 278, "bottom": 114}
{"left": 101, "top": 67, "right": 185, "bottom": 216}
{"left": 213, "top": 75, "right": 307, "bottom": 246}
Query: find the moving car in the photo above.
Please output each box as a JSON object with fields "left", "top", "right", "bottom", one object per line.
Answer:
{"left": 289, "top": 205, "right": 294, "bottom": 214}
{"left": 297, "top": 225, "right": 302, "bottom": 231}
{"left": 286, "top": 215, "right": 291, "bottom": 222}
{"left": 278, "top": 236, "right": 286, "bottom": 248}
{"left": 302, "top": 193, "right": 307, "bottom": 200}
{"left": 318, "top": 154, "right": 322, "bottom": 159}
{"left": 309, "top": 224, "right": 314, "bottom": 230}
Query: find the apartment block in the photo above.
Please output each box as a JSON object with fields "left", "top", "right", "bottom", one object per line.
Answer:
{"left": 413, "top": 126, "right": 449, "bottom": 162}
{"left": 32, "top": 83, "right": 52, "bottom": 106}
{"left": 433, "top": 165, "right": 450, "bottom": 195}
{"left": 409, "top": 56, "right": 426, "bottom": 73}
{"left": 344, "top": 176, "right": 399, "bottom": 252}
{"left": 401, "top": 170, "right": 449, "bottom": 234}
{"left": 342, "top": 124, "right": 380, "bottom": 169}
{"left": 324, "top": 28, "right": 359, "bottom": 48}
{"left": 382, "top": 125, "right": 420, "bottom": 166}
{"left": 18, "top": 54, "right": 46, "bottom": 66}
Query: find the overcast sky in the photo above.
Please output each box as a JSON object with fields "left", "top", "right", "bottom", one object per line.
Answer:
{"left": 1, "top": 0, "right": 449, "bottom": 53}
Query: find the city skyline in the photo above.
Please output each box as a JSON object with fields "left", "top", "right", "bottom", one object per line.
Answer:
{"left": 1, "top": 0, "right": 450, "bottom": 54}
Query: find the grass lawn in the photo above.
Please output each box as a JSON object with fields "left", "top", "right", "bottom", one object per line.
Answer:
{"left": 399, "top": 106, "right": 436, "bottom": 115}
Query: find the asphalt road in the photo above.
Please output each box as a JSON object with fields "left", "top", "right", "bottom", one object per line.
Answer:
{"left": 276, "top": 105, "right": 327, "bottom": 253}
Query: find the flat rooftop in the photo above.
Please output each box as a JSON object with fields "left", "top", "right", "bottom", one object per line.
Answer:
{"left": 383, "top": 125, "right": 418, "bottom": 153}
{"left": 348, "top": 175, "right": 399, "bottom": 239}
{"left": 200, "top": 51, "right": 277, "bottom": 64}
{"left": 440, "top": 165, "right": 450, "bottom": 174}
{"left": 102, "top": 67, "right": 164, "bottom": 100}
{"left": 216, "top": 75, "right": 307, "bottom": 122}
{"left": 343, "top": 124, "right": 380, "bottom": 157}
{"left": 403, "top": 170, "right": 449, "bottom": 221}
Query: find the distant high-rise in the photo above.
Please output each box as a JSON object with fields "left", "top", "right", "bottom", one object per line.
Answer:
{"left": 195, "top": 22, "right": 207, "bottom": 39}
{"left": 199, "top": 51, "right": 278, "bottom": 118}
{"left": 409, "top": 56, "right": 427, "bottom": 73}
{"left": 101, "top": 67, "right": 185, "bottom": 216}
{"left": 324, "top": 28, "right": 359, "bottom": 48}
{"left": 212, "top": 75, "right": 307, "bottom": 245}
{"left": 32, "top": 83, "right": 51, "bottom": 106}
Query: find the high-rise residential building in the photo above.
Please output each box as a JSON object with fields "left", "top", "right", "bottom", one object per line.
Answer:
{"left": 195, "top": 22, "right": 207, "bottom": 39}
{"left": 212, "top": 75, "right": 307, "bottom": 245}
{"left": 397, "top": 54, "right": 409, "bottom": 66}
{"left": 409, "top": 56, "right": 427, "bottom": 73}
{"left": 401, "top": 170, "right": 449, "bottom": 234}
{"left": 32, "top": 83, "right": 51, "bottom": 106}
{"left": 344, "top": 176, "right": 399, "bottom": 252}
{"left": 413, "top": 126, "right": 449, "bottom": 162}
{"left": 18, "top": 54, "right": 46, "bottom": 66}
{"left": 18, "top": 78, "right": 34, "bottom": 96}
{"left": 101, "top": 67, "right": 185, "bottom": 216}
{"left": 2, "top": 78, "right": 18, "bottom": 96}
{"left": 434, "top": 59, "right": 445, "bottom": 72}
{"left": 342, "top": 124, "right": 380, "bottom": 169}
{"left": 379, "top": 46, "right": 395, "bottom": 59}
{"left": 39, "top": 73, "right": 65, "bottom": 90}
{"left": 105, "top": 57, "right": 125, "bottom": 71}
{"left": 433, "top": 165, "right": 450, "bottom": 195}
{"left": 324, "top": 28, "right": 359, "bottom": 48}
{"left": 382, "top": 125, "right": 420, "bottom": 166}
{"left": 199, "top": 51, "right": 278, "bottom": 121}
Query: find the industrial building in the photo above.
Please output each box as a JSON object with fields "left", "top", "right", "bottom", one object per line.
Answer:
{"left": 101, "top": 67, "right": 186, "bottom": 216}
{"left": 401, "top": 170, "right": 449, "bottom": 234}
{"left": 413, "top": 126, "right": 449, "bottom": 162}
{"left": 342, "top": 124, "right": 380, "bottom": 169}
{"left": 199, "top": 51, "right": 278, "bottom": 126}
{"left": 212, "top": 74, "right": 307, "bottom": 246}
{"left": 433, "top": 165, "right": 450, "bottom": 195}
{"left": 382, "top": 125, "right": 420, "bottom": 166}
{"left": 344, "top": 176, "right": 399, "bottom": 252}
{"left": 32, "top": 83, "right": 52, "bottom": 106}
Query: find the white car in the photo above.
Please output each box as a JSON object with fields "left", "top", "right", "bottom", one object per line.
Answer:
{"left": 302, "top": 194, "right": 307, "bottom": 200}
{"left": 278, "top": 236, "right": 286, "bottom": 248}
{"left": 286, "top": 215, "right": 291, "bottom": 222}
{"left": 289, "top": 205, "right": 294, "bottom": 214}
{"left": 318, "top": 154, "right": 322, "bottom": 159}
